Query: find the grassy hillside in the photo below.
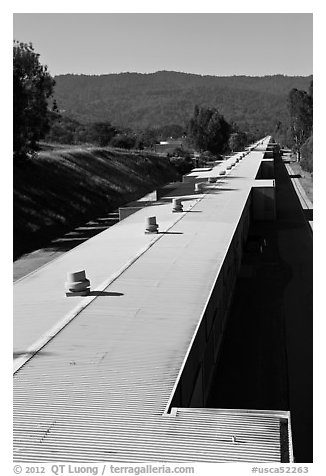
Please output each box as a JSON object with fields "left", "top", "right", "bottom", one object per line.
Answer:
{"left": 14, "top": 146, "right": 179, "bottom": 259}
{"left": 53, "top": 71, "right": 312, "bottom": 135}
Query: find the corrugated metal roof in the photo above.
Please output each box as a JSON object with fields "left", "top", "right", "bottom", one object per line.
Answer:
{"left": 14, "top": 185, "right": 202, "bottom": 368}
{"left": 14, "top": 406, "right": 288, "bottom": 462}
{"left": 14, "top": 137, "right": 292, "bottom": 462}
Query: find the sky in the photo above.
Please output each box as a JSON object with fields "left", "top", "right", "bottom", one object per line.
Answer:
{"left": 13, "top": 13, "right": 313, "bottom": 77}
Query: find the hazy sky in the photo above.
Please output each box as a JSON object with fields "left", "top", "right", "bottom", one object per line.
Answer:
{"left": 13, "top": 13, "right": 312, "bottom": 77}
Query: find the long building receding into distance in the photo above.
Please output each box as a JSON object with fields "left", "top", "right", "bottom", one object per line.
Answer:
{"left": 13, "top": 137, "right": 294, "bottom": 463}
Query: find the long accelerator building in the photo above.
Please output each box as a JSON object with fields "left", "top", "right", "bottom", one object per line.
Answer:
{"left": 13, "top": 136, "right": 294, "bottom": 463}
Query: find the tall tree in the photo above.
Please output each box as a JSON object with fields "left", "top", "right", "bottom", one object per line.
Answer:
{"left": 13, "top": 41, "right": 55, "bottom": 160}
{"left": 188, "top": 105, "right": 231, "bottom": 154}
{"left": 288, "top": 87, "right": 313, "bottom": 161}
{"left": 228, "top": 132, "right": 248, "bottom": 152}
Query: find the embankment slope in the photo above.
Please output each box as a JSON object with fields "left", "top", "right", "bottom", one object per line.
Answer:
{"left": 14, "top": 147, "right": 178, "bottom": 259}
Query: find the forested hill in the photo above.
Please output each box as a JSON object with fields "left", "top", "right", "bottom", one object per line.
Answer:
{"left": 53, "top": 71, "right": 312, "bottom": 135}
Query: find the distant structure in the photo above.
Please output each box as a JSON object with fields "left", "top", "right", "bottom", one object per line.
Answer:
{"left": 14, "top": 137, "right": 294, "bottom": 462}
{"left": 154, "top": 139, "right": 184, "bottom": 155}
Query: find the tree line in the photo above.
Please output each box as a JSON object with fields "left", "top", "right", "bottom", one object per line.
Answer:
{"left": 52, "top": 71, "right": 312, "bottom": 137}
{"left": 45, "top": 115, "right": 186, "bottom": 150}
{"left": 273, "top": 81, "right": 313, "bottom": 172}
{"left": 12, "top": 41, "right": 262, "bottom": 164}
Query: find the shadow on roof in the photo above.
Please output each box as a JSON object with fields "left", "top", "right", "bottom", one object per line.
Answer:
{"left": 89, "top": 291, "right": 124, "bottom": 297}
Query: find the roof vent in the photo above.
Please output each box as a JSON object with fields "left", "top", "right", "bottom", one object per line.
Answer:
{"left": 65, "top": 270, "right": 90, "bottom": 297}
{"left": 145, "top": 216, "right": 159, "bottom": 234}
{"left": 172, "top": 198, "right": 183, "bottom": 213}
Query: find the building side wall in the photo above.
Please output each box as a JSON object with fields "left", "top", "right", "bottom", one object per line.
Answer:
{"left": 168, "top": 194, "right": 252, "bottom": 409}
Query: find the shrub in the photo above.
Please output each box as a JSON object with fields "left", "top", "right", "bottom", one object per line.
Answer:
{"left": 169, "top": 156, "right": 193, "bottom": 176}
{"left": 110, "top": 134, "right": 137, "bottom": 149}
{"left": 300, "top": 135, "right": 313, "bottom": 173}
